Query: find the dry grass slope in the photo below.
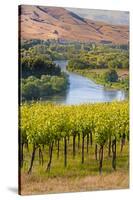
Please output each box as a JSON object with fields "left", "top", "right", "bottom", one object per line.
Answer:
{"left": 19, "top": 5, "right": 129, "bottom": 44}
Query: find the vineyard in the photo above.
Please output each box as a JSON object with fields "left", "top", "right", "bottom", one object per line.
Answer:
{"left": 20, "top": 101, "right": 129, "bottom": 177}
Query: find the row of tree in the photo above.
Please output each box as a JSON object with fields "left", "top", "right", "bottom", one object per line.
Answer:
{"left": 21, "top": 39, "right": 129, "bottom": 61}
{"left": 67, "top": 52, "right": 129, "bottom": 71}
{"left": 20, "top": 55, "right": 61, "bottom": 78}
{"left": 21, "top": 74, "right": 69, "bottom": 101}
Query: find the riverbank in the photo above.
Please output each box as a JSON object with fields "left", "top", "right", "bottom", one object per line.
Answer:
{"left": 67, "top": 68, "right": 129, "bottom": 91}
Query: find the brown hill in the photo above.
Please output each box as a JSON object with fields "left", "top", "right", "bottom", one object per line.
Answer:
{"left": 19, "top": 5, "right": 129, "bottom": 44}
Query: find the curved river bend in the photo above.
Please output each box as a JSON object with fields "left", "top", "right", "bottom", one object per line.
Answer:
{"left": 44, "top": 60, "right": 126, "bottom": 105}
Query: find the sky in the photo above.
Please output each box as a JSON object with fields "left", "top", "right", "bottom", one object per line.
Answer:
{"left": 67, "top": 7, "right": 129, "bottom": 25}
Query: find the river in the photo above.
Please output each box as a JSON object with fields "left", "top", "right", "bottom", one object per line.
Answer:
{"left": 43, "top": 60, "right": 126, "bottom": 105}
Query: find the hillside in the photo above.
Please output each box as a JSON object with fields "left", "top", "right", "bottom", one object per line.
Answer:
{"left": 19, "top": 5, "right": 129, "bottom": 44}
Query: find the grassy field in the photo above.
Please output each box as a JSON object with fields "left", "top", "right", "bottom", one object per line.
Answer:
{"left": 20, "top": 137, "right": 129, "bottom": 195}
{"left": 21, "top": 171, "right": 128, "bottom": 195}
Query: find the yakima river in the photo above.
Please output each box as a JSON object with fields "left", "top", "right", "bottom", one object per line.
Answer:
{"left": 43, "top": 60, "right": 126, "bottom": 105}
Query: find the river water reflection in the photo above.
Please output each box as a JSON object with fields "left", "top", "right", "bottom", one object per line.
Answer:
{"left": 43, "top": 60, "right": 126, "bottom": 105}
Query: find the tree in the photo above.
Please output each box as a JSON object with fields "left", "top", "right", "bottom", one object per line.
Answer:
{"left": 21, "top": 55, "right": 61, "bottom": 78}
{"left": 122, "top": 59, "right": 129, "bottom": 69}
{"left": 67, "top": 59, "right": 89, "bottom": 70}
{"left": 22, "top": 82, "right": 40, "bottom": 100}
{"left": 97, "top": 57, "right": 106, "bottom": 68}
{"left": 103, "top": 69, "right": 118, "bottom": 82}
{"left": 108, "top": 60, "right": 118, "bottom": 69}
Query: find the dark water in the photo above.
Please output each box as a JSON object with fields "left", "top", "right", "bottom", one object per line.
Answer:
{"left": 43, "top": 60, "right": 126, "bottom": 105}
